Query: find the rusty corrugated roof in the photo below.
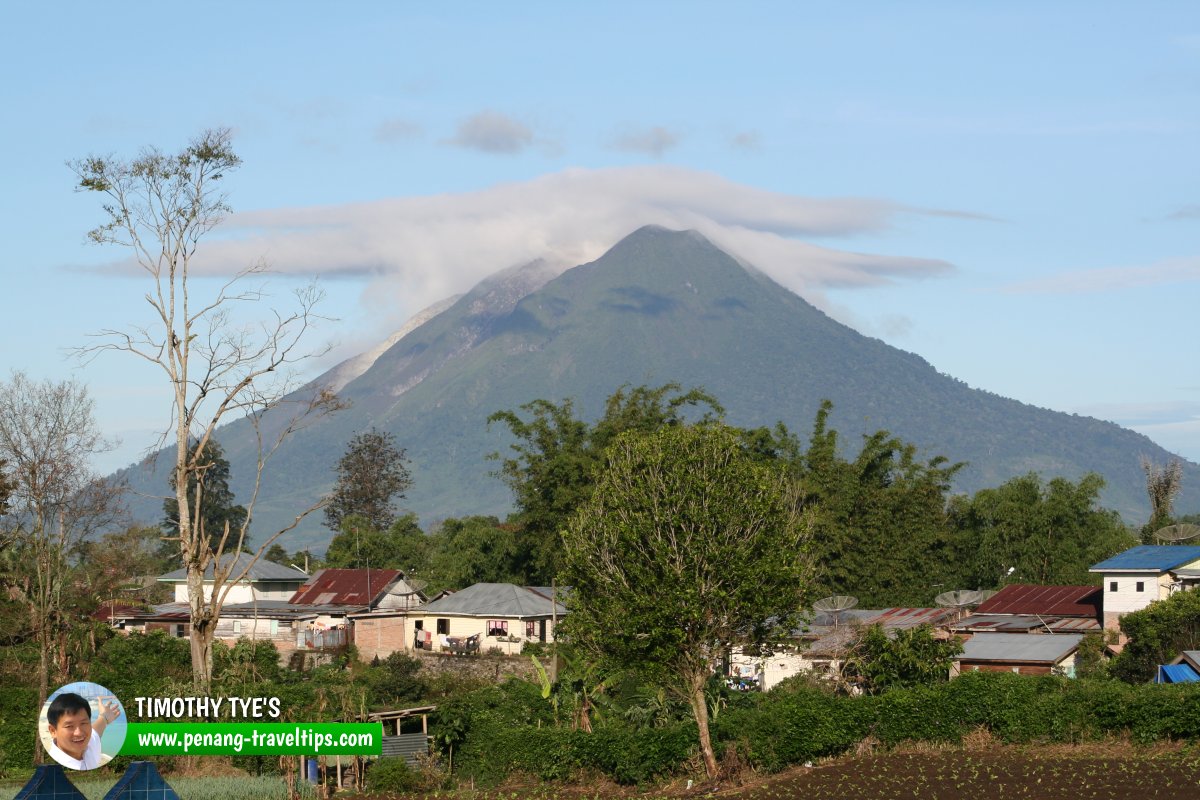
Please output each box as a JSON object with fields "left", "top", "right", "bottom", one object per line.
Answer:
{"left": 974, "top": 584, "right": 1101, "bottom": 618}
{"left": 290, "top": 568, "right": 403, "bottom": 607}
{"left": 865, "top": 607, "right": 957, "bottom": 628}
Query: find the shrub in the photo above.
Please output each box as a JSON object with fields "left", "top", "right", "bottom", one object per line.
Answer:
{"left": 366, "top": 756, "right": 422, "bottom": 793}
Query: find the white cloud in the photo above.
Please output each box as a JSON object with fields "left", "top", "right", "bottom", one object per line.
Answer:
{"left": 610, "top": 126, "right": 681, "bottom": 157}
{"left": 1001, "top": 256, "right": 1200, "bottom": 293}
{"left": 88, "top": 165, "right": 960, "bottom": 332}
{"left": 446, "top": 111, "right": 536, "bottom": 154}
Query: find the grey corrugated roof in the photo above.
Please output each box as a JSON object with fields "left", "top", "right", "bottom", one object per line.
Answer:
{"left": 1173, "top": 650, "right": 1200, "bottom": 670}
{"left": 158, "top": 553, "right": 309, "bottom": 583}
{"left": 417, "top": 583, "right": 568, "bottom": 617}
{"left": 959, "top": 632, "right": 1083, "bottom": 664}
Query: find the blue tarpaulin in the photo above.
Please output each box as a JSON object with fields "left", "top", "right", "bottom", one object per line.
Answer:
{"left": 1157, "top": 663, "right": 1200, "bottom": 683}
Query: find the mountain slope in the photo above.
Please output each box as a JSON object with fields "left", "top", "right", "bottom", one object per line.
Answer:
{"left": 117, "top": 226, "right": 1200, "bottom": 551}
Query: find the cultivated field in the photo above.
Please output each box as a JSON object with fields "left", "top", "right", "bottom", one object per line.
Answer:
{"left": 8, "top": 747, "right": 1200, "bottom": 799}
{"left": 731, "top": 750, "right": 1200, "bottom": 800}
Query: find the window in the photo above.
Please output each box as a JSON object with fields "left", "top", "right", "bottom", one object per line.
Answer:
{"left": 1136, "top": 581, "right": 1145, "bottom": 592}
{"left": 526, "top": 620, "right": 537, "bottom": 639}
{"left": 1110, "top": 581, "right": 1118, "bottom": 592}
{"left": 233, "top": 620, "right": 242, "bottom": 634}
{"left": 436, "top": 618, "right": 449, "bottom": 635}
{"left": 487, "top": 620, "right": 509, "bottom": 637}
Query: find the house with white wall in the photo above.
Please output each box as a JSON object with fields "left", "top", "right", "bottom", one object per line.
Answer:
{"left": 728, "top": 607, "right": 957, "bottom": 691}
{"left": 1089, "top": 545, "right": 1200, "bottom": 633}
{"left": 158, "top": 553, "right": 309, "bottom": 604}
{"left": 405, "top": 583, "right": 567, "bottom": 655}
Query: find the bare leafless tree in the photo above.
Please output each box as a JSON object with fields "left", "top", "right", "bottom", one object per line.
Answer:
{"left": 0, "top": 372, "right": 123, "bottom": 760}
{"left": 70, "top": 129, "right": 341, "bottom": 691}
{"left": 1141, "top": 455, "right": 1184, "bottom": 537}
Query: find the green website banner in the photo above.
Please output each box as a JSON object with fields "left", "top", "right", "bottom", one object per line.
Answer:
{"left": 120, "top": 722, "right": 383, "bottom": 756}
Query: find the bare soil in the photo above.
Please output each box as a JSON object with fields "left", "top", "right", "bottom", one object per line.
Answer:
{"left": 338, "top": 744, "right": 1200, "bottom": 800}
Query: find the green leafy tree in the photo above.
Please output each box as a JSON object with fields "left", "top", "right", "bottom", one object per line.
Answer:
{"left": 949, "top": 472, "right": 1135, "bottom": 588}
{"left": 324, "top": 513, "right": 424, "bottom": 570}
{"left": 1109, "top": 589, "right": 1200, "bottom": 683}
{"left": 1073, "top": 631, "right": 1117, "bottom": 680}
{"left": 489, "top": 383, "right": 722, "bottom": 582}
{"left": 560, "top": 423, "right": 812, "bottom": 777}
{"left": 801, "top": 400, "right": 962, "bottom": 606}
{"left": 426, "top": 516, "right": 521, "bottom": 590}
{"left": 263, "top": 543, "right": 291, "bottom": 566}
{"left": 325, "top": 428, "right": 412, "bottom": 534}
{"left": 841, "top": 623, "right": 962, "bottom": 694}
{"left": 163, "top": 439, "right": 249, "bottom": 555}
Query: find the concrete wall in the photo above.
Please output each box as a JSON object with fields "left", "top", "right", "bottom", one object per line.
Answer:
{"left": 354, "top": 615, "right": 408, "bottom": 662}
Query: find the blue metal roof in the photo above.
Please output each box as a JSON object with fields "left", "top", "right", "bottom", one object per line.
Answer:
{"left": 1157, "top": 664, "right": 1200, "bottom": 684}
{"left": 1089, "top": 545, "right": 1200, "bottom": 573}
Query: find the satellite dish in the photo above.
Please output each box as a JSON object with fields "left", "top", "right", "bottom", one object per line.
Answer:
{"left": 398, "top": 577, "right": 429, "bottom": 594}
{"left": 813, "top": 595, "right": 858, "bottom": 626}
{"left": 935, "top": 590, "right": 982, "bottom": 609}
{"left": 1154, "top": 524, "right": 1200, "bottom": 544}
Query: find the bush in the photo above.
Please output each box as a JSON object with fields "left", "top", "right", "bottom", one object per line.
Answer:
{"left": 0, "top": 685, "right": 38, "bottom": 775}
{"left": 433, "top": 670, "right": 1200, "bottom": 787}
{"left": 367, "top": 756, "right": 422, "bottom": 793}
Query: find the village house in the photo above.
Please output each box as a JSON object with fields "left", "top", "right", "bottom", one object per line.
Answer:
{"left": 210, "top": 567, "right": 425, "bottom": 658}
{"left": 953, "top": 632, "right": 1084, "bottom": 676}
{"left": 404, "top": 583, "right": 567, "bottom": 656}
{"left": 1088, "top": 545, "right": 1200, "bottom": 632}
{"left": 947, "top": 584, "right": 1102, "bottom": 636}
{"left": 728, "top": 607, "right": 957, "bottom": 691}
{"left": 158, "top": 553, "right": 309, "bottom": 604}
{"left": 103, "top": 563, "right": 426, "bottom": 662}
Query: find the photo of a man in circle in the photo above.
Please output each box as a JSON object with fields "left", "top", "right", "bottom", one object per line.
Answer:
{"left": 41, "top": 686, "right": 123, "bottom": 770}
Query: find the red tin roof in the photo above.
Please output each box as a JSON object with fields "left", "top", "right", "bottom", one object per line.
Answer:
{"left": 975, "top": 584, "right": 1101, "bottom": 618}
{"left": 865, "top": 607, "right": 957, "bottom": 628}
{"left": 289, "top": 568, "right": 403, "bottom": 607}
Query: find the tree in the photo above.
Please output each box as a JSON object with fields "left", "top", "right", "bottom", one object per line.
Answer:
{"left": 841, "top": 623, "right": 962, "bottom": 694}
{"left": 560, "top": 423, "right": 812, "bottom": 778}
{"left": 162, "top": 440, "right": 249, "bottom": 553}
{"left": 72, "top": 129, "right": 340, "bottom": 691}
{"left": 0, "top": 457, "right": 14, "bottom": 517}
{"left": 324, "top": 513, "right": 425, "bottom": 571}
{"left": 0, "top": 373, "right": 121, "bottom": 759}
{"left": 325, "top": 428, "right": 412, "bottom": 534}
{"left": 1109, "top": 589, "right": 1200, "bottom": 683}
{"left": 1140, "top": 456, "right": 1183, "bottom": 541}
{"left": 949, "top": 472, "right": 1135, "bottom": 588}
{"left": 489, "top": 383, "right": 722, "bottom": 582}
{"left": 263, "top": 543, "right": 291, "bottom": 566}
{"left": 800, "top": 400, "right": 962, "bottom": 606}
{"left": 426, "top": 516, "right": 521, "bottom": 590}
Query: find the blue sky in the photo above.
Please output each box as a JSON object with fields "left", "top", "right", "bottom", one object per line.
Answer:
{"left": 2, "top": 2, "right": 1198, "bottom": 474}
